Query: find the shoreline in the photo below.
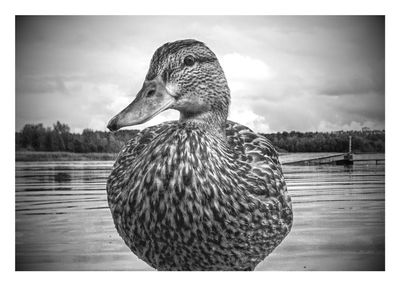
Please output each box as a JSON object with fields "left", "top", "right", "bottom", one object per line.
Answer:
{"left": 16, "top": 151, "right": 118, "bottom": 162}
{"left": 15, "top": 150, "right": 384, "bottom": 162}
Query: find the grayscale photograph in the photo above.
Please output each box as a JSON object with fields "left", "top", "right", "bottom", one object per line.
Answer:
{"left": 15, "top": 16, "right": 385, "bottom": 271}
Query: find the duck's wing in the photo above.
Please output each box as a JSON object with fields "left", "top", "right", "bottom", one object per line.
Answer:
{"left": 226, "top": 121, "right": 280, "bottom": 168}
{"left": 225, "top": 120, "right": 292, "bottom": 212}
{"left": 225, "top": 121, "right": 292, "bottom": 269}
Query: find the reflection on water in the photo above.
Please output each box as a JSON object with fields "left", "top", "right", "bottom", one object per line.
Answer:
{"left": 15, "top": 157, "right": 385, "bottom": 271}
{"left": 54, "top": 172, "right": 72, "bottom": 183}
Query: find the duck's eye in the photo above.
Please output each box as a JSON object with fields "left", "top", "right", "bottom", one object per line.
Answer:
{"left": 183, "top": 56, "right": 195, "bottom": 67}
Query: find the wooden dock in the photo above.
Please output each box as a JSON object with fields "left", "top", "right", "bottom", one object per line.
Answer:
{"left": 282, "top": 136, "right": 384, "bottom": 166}
{"left": 283, "top": 153, "right": 385, "bottom": 166}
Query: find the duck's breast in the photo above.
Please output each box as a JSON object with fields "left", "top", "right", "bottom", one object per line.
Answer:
{"left": 107, "top": 122, "right": 292, "bottom": 270}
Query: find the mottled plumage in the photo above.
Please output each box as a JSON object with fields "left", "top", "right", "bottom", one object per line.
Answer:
{"left": 107, "top": 39, "right": 293, "bottom": 271}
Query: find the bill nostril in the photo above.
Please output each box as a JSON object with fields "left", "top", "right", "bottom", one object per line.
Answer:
{"left": 146, "top": 89, "right": 156, "bottom": 97}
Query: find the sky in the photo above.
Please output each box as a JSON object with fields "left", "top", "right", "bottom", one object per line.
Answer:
{"left": 15, "top": 16, "right": 385, "bottom": 133}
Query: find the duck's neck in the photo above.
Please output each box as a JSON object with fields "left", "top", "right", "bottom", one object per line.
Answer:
{"left": 179, "top": 109, "right": 228, "bottom": 138}
{"left": 179, "top": 86, "right": 230, "bottom": 138}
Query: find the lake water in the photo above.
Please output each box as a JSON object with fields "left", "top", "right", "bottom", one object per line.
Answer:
{"left": 15, "top": 154, "right": 385, "bottom": 271}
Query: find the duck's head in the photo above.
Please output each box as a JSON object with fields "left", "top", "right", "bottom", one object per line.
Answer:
{"left": 107, "top": 39, "right": 230, "bottom": 133}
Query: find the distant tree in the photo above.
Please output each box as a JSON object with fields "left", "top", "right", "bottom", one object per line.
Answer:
{"left": 19, "top": 123, "right": 46, "bottom": 150}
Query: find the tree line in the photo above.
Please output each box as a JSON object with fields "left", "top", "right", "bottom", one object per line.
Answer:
{"left": 16, "top": 122, "right": 385, "bottom": 153}
{"left": 15, "top": 121, "right": 139, "bottom": 153}
{"left": 260, "top": 130, "right": 385, "bottom": 153}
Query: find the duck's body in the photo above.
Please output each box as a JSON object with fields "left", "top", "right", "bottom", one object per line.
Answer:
{"left": 107, "top": 40, "right": 293, "bottom": 270}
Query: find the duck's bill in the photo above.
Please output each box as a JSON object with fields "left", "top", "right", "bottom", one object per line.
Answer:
{"left": 107, "top": 78, "right": 175, "bottom": 131}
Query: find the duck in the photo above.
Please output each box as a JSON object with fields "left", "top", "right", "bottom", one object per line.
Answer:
{"left": 106, "top": 39, "right": 293, "bottom": 271}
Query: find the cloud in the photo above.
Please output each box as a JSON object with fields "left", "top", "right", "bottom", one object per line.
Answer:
{"left": 16, "top": 76, "right": 69, "bottom": 95}
{"left": 229, "top": 106, "right": 272, "bottom": 133}
{"left": 221, "top": 53, "right": 274, "bottom": 82}
{"left": 220, "top": 52, "right": 278, "bottom": 108}
{"left": 15, "top": 16, "right": 385, "bottom": 133}
{"left": 317, "top": 120, "right": 383, "bottom": 132}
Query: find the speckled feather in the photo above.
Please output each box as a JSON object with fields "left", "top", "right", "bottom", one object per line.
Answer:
{"left": 107, "top": 120, "right": 292, "bottom": 271}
